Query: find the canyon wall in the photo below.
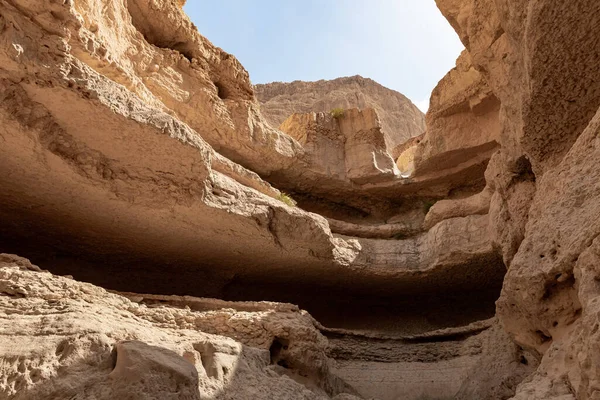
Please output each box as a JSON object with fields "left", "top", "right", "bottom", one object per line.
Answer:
{"left": 255, "top": 76, "right": 426, "bottom": 157}
{"left": 433, "top": 0, "right": 600, "bottom": 398}
{"left": 1, "top": 0, "right": 599, "bottom": 399}
{"left": 0, "top": 0, "right": 506, "bottom": 398}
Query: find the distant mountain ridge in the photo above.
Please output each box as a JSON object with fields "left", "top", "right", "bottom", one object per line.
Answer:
{"left": 255, "top": 75, "right": 426, "bottom": 157}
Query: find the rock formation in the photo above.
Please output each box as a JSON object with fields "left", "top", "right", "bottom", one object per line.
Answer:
{"left": 398, "top": 50, "right": 500, "bottom": 179}
{"left": 1, "top": 0, "right": 599, "bottom": 399}
{"left": 255, "top": 76, "right": 426, "bottom": 157}
{"left": 278, "top": 108, "right": 399, "bottom": 185}
{"left": 0, "top": 254, "right": 356, "bottom": 400}
{"left": 433, "top": 0, "right": 600, "bottom": 398}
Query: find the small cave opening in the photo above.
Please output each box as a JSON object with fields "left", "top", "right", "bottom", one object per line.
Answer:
{"left": 542, "top": 274, "right": 575, "bottom": 301}
{"left": 170, "top": 42, "right": 194, "bottom": 61}
{"left": 269, "top": 337, "right": 290, "bottom": 368}
{"left": 535, "top": 330, "right": 552, "bottom": 343}
{"left": 110, "top": 347, "right": 118, "bottom": 371}
{"left": 513, "top": 155, "right": 536, "bottom": 183}
{"left": 214, "top": 82, "right": 231, "bottom": 100}
{"left": 520, "top": 355, "right": 528, "bottom": 365}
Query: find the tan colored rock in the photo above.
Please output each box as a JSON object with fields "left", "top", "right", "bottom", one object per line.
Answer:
{"left": 347, "top": 214, "right": 504, "bottom": 297}
{"left": 278, "top": 112, "right": 347, "bottom": 181}
{"left": 326, "top": 218, "right": 419, "bottom": 240}
{"left": 423, "top": 185, "right": 492, "bottom": 230}
{"left": 392, "top": 50, "right": 499, "bottom": 199}
{"left": 0, "top": 0, "right": 536, "bottom": 398}
{"left": 109, "top": 341, "right": 202, "bottom": 400}
{"left": 432, "top": 1, "right": 600, "bottom": 398}
{"left": 279, "top": 108, "right": 398, "bottom": 185}
{"left": 436, "top": 0, "right": 600, "bottom": 174}
{"left": 508, "top": 233, "right": 600, "bottom": 398}
{"left": 453, "top": 322, "right": 537, "bottom": 400}
{"left": 13, "top": 0, "right": 479, "bottom": 220}
{"left": 396, "top": 144, "right": 418, "bottom": 177}
{"left": 327, "top": 319, "right": 535, "bottom": 400}
{"left": 497, "top": 107, "right": 600, "bottom": 356}
{"left": 273, "top": 105, "right": 489, "bottom": 217}
{"left": 78, "top": 0, "right": 300, "bottom": 177}
{"left": 255, "top": 76, "right": 425, "bottom": 156}
{"left": 0, "top": 254, "right": 355, "bottom": 399}
{"left": 0, "top": 0, "right": 373, "bottom": 303}
{"left": 488, "top": 180, "right": 536, "bottom": 267}
{"left": 395, "top": 134, "right": 424, "bottom": 178}
{"left": 0, "top": 253, "right": 516, "bottom": 400}
{"left": 338, "top": 108, "right": 399, "bottom": 184}
{"left": 12, "top": 0, "right": 460, "bottom": 220}
{"left": 0, "top": 8, "right": 498, "bottom": 335}
{"left": 410, "top": 50, "right": 500, "bottom": 178}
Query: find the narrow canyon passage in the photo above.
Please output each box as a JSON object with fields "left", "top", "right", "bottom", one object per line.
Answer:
{"left": 11, "top": 0, "right": 600, "bottom": 397}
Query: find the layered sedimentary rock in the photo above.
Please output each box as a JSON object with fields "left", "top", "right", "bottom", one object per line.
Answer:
{"left": 0, "top": 254, "right": 357, "bottom": 399}
{"left": 396, "top": 50, "right": 499, "bottom": 180}
{"left": 0, "top": 254, "right": 527, "bottom": 400}
{"left": 269, "top": 104, "right": 489, "bottom": 219}
{"left": 0, "top": 1, "right": 509, "bottom": 398}
{"left": 433, "top": 0, "right": 600, "bottom": 398}
{"left": 0, "top": 0, "right": 513, "bottom": 398}
{"left": 279, "top": 108, "right": 399, "bottom": 185}
{"left": 5, "top": 0, "right": 600, "bottom": 398}
{"left": 255, "top": 76, "right": 425, "bottom": 157}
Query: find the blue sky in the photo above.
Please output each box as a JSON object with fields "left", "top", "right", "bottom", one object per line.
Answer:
{"left": 184, "top": 1, "right": 464, "bottom": 111}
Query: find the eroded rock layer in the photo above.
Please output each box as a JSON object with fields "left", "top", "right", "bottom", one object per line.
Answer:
{"left": 0, "top": 254, "right": 526, "bottom": 400}
{"left": 0, "top": 254, "right": 356, "bottom": 400}
{"left": 0, "top": 1, "right": 510, "bottom": 398}
{"left": 433, "top": 0, "right": 600, "bottom": 398}
{"left": 255, "top": 76, "right": 426, "bottom": 157}
{"left": 3, "top": 0, "right": 599, "bottom": 398}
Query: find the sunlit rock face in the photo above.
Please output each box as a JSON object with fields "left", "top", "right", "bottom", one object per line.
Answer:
{"left": 435, "top": 0, "right": 600, "bottom": 398}
{"left": 3, "top": 0, "right": 600, "bottom": 398}
{"left": 255, "top": 76, "right": 426, "bottom": 158}
{"left": 0, "top": 0, "right": 508, "bottom": 398}
{"left": 279, "top": 108, "right": 399, "bottom": 185}
{"left": 413, "top": 50, "right": 500, "bottom": 177}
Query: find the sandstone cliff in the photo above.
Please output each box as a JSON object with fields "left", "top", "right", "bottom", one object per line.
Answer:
{"left": 1, "top": 0, "right": 599, "bottom": 399}
{"left": 255, "top": 76, "right": 426, "bottom": 157}
{"left": 431, "top": 0, "right": 600, "bottom": 398}
{"left": 0, "top": 0, "right": 508, "bottom": 398}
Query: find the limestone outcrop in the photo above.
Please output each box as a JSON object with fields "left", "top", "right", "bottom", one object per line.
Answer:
{"left": 0, "top": 0, "right": 513, "bottom": 396}
{"left": 398, "top": 50, "right": 500, "bottom": 179}
{"left": 0, "top": 254, "right": 527, "bottom": 400}
{"left": 3, "top": 0, "right": 599, "bottom": 398}
{"left": 0, "top": 0, "right": 365, "bottom": 302}
{"left": 268, "top": 104, "right": 490, "bottom": 218}
{"left": 279, "top": 108, "right": 398, "bottom": 185}
{"left": 0, "top": 3, "right": 506, "bottom": 397}
{"left": 432, "top": 0, "right": 600, "bottom": 398}
{"left": 0, "top": 254, "right": 357, "bottom": 399}
{"left": 255, "top": 76, "right": 425, "bottom": 156}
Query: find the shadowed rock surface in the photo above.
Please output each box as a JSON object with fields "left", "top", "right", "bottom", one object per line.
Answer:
{"left": 1, "top": 0, "right": 599, "bottom": 398}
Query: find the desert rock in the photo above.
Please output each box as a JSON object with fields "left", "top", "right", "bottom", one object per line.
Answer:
{"left": 2, "top": 0, "right": 600, "bottom": 398}
{"left": 255, "top": 76, "right": 425, "bottom": 157}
